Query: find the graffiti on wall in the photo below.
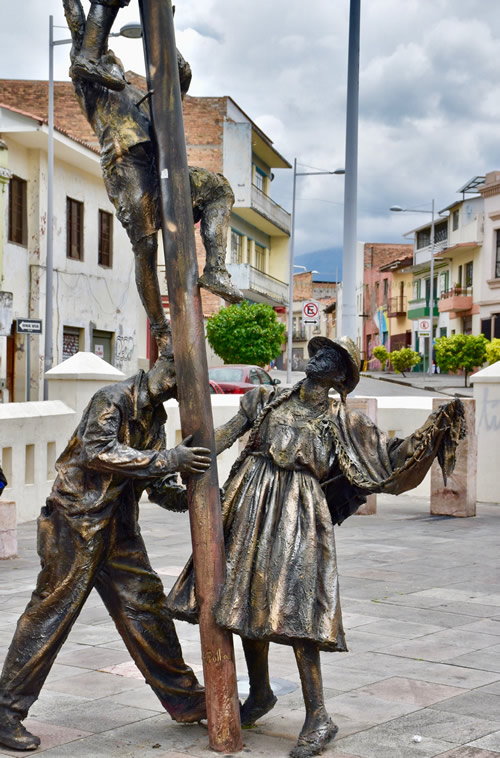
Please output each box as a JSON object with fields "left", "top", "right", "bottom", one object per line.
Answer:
{"left": 114, "top": 335, "right": 134, "bottom": 368}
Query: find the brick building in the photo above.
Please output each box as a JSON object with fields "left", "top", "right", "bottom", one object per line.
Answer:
{"left": 362, "top": 243, "right": 413, "bottom": 368}
{"left": 289, "top": 271, "right": 337, "bottom": 370}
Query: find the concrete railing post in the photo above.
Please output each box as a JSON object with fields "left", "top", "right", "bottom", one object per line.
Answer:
{"left": 430, "top": 397, "right": 476, "bottom": 517}
{"left": 0, "top": 500, "right": 17, "bottom": 558}
{"left": 45, "top": 352, "right": 125, "bottom": 417}
{"left": 471, "top": 361, "right": 500, "bottom": 504}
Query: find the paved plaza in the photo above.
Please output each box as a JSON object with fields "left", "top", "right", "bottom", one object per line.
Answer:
{"left": 0, "top": 493, "right": 499, "bottom": 757}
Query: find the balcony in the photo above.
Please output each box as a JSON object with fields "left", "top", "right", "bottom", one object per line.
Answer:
{"left": 438, "top": 287, "right": 473, "bottom": 313}
{"left": 293, "top": 325, "right": 307, "bottom": 340}
{"left": 235, "top": 185, "right": 291, "bottom": 236}
{"left": 414, "top": 239, "right": 449, "bottom": 266}
{"left": 227, "top": 263, "right": 288, "bottom": 305}
{"left": 387, "top": 296, "right": 407, "bottom": 317}
{"left": 408, "top": 298, "right": 439, "bottom": 320}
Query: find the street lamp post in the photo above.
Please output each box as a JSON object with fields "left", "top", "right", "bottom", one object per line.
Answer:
{"left": 341, "top": 0, "right": 361, "bottom": 342}
{"left": 390, "top": 200, "right": 436, "bottom": 374}
{"left": 44, "top": 15, "right": 141, "bottom": 399}
{"left": 286, "top": 159, "right": 344, "bottom": 383}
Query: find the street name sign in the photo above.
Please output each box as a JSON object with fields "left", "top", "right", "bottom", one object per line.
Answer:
{"left": 16, "top": 318, "right": 43, "bottom": 335}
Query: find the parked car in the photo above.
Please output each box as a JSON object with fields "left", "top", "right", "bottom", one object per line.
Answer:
{"left": 207, "top": 365, "right": 281, "bottom": 394}
{"left": 209, "top": 379, "right": 224, "bottom": 394}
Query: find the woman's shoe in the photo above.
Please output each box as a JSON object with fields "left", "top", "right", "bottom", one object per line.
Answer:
{"left": 289, "top": 718, "right": 338, "bottom": 758}
{"left": 240, "top": 691, "right": 277, "bottom": 727}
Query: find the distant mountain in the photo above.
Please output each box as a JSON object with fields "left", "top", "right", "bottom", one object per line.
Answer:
{"left": 294, "top": 247, "right": 343, "bottom": 281}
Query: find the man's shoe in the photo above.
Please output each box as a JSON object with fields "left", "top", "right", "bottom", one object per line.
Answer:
{"left": 171, "top": 691, "right": 207, "bottom": 723}
{"left": 70, "top": 56, "right": 126, "bottom": 91}
{"left": 0, "top": 711, "right": 40, "bottom": 751}
{"left": 240, "top": 690, "right": 277, "bottom": 727}
{"left": 198, "top": 271, "right": 244, "bottom": 304}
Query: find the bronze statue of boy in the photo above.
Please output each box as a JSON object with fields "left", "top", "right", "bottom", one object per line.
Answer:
{"left": 63, "top": 0, "right": 243, "bottom": 356}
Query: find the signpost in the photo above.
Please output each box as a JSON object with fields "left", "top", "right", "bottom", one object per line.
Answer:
{"left": 418, "top": 318, "right": 431, "bottom": 372}
{"left": 302, "top": 300, "right": 320, "bottom": 326}
{"left": 418, "top": 318, "right": 430, "bottom": 335}
{"left": 16, "top": 319, "right": 43, "bottom": 401}
{"left": 137, "top": 1, "right": 242, "bottom": 752}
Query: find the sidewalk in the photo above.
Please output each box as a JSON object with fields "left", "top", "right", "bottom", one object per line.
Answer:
{"left": 0, "top": 495, "right": 499, "bottom": 757}
{"left": 360, "top": 371, "right": 474, "bottom": 398}
{"left": 272, "top": 368, "right": 474, "bottom": 398}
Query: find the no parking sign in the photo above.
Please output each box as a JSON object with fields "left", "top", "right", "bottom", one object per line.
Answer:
{"left": 418, "top": 318, "right": 430, "bottom": 336}
{"left": 302, "top": 300, "right": 320, "bottom": 325}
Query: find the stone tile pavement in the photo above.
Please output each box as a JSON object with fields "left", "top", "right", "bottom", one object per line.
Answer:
{"left": 0, "top": 494, "right": 499, "bottom": 757}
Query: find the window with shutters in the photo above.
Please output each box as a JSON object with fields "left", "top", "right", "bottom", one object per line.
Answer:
{"left": 8, "top": 176, "right": 27, "bottom": 246}
{"left": 98, "top": 210, "right": 113, "bottom": 267}
{"left": 495, "top": 230, "right": 500, "bottom": 278}
{"left": 66, "top": 197, "right": 84, "bottom": 260}
{"left": 230, "top": 230, "right": 244, "bottom": 264}
{"left": 255, "top": 243, "right": 266, "bottom": 272}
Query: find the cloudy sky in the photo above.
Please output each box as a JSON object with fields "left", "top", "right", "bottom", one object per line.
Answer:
{"left": 2, "top": 0, "right": 500, "bottom": 271}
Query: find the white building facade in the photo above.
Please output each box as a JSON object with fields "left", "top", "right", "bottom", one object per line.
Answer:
{"left": 0, "top": 104, "right": 147, "bottom": 402}
{"left": 477, "top": 171, "right": 500, "bottom": 340}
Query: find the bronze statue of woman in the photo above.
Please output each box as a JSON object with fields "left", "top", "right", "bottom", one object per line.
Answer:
{"left": 168, "top": 336, "right": 465, "bottom": 758}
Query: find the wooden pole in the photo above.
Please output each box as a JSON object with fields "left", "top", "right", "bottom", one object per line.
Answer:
{"left": 137, "top": 1, "right": 242, "bottom": 752}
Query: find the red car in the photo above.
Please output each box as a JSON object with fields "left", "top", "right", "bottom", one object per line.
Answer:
{"left": 209, "top": 379, "right": 224, "bottom": 394}
{"left": 207, "top": 365, "right": 281, "bottom": 394}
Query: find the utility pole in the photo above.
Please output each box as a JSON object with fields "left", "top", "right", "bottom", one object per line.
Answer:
{"left": 138, "top": 1, "right": 242, "bottom": 751}
{"left": 341, "top": 0, "right": 361, "bottom": 339}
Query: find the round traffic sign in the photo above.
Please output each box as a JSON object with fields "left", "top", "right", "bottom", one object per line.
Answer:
{"left": 303, "top": 301, "right": 319, "bottom": 318}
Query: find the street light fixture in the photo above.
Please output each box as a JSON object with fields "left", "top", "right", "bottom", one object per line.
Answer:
{"left": 117, "top": 22, "right": 143, "bottom": 39}
{"left": 293, "top": 265, "right": 319, "bottom": 274}
{"left": 44, "top": 16, "right": 142, "bottom": 399}
{"left": 390, "top": 200, "right": 436, "bottom": 375}
{"left": 286, "top": 159, "right": 345, "bottom": 383}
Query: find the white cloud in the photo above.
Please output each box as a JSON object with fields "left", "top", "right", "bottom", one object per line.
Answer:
{"left": 2, "top": 0, "right": 500, "bottom": 258}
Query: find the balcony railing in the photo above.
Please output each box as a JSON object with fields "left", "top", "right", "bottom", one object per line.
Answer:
{"left": 293, "top": 326, "right": 307, "bottom": 340}
{"left": 440, "top": 286, "right": 472, "bottom": 299}
{"left": 387, "top": 296, "right": 407, "bottom": 317}
{"left": 414, "top": 239, "right": 449, "bottom": 266}
{"left": 438, "top": 286, "right": 473, "bottom": 314}
{"left": 250, "top": 184, "right": 291, "bottom": 234}
{"left": 227, "top": 263, "right": 288, "bottom": 305}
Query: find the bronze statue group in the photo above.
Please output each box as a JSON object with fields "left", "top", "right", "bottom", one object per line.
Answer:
{"left": 0, "top": 3, "right": 466, "bottom": 756}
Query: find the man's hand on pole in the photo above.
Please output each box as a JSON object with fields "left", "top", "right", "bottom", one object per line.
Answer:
{"left": 174, "top": 435, "right": 211, "bottom": 475}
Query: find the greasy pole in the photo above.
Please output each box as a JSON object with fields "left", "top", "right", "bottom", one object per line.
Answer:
{"left": 138, "top": 1, "right": 242, "bottom": 752}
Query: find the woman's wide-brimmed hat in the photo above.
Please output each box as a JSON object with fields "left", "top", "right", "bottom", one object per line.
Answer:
{"left": 307, "top": 335, "right": 361, "bottom": 395}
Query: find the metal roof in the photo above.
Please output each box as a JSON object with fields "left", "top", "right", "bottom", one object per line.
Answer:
{"left": 456, "top": 176, "right": 485, "bottom": 195}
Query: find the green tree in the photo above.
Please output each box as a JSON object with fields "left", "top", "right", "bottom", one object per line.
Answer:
{"left": 372, "top": 345, "right": 389, "bottom": 371}
{"left": 389, "top": 347, "right": 421, "bottom": 377}
{"left": 486, "top": 338, "right": 500, "bottom": 366}
{"left": 206, "top": 300, "right": 285, "bottom": 366}
{"left": 434, "top": 333, "right": 488, "bottom": 386}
